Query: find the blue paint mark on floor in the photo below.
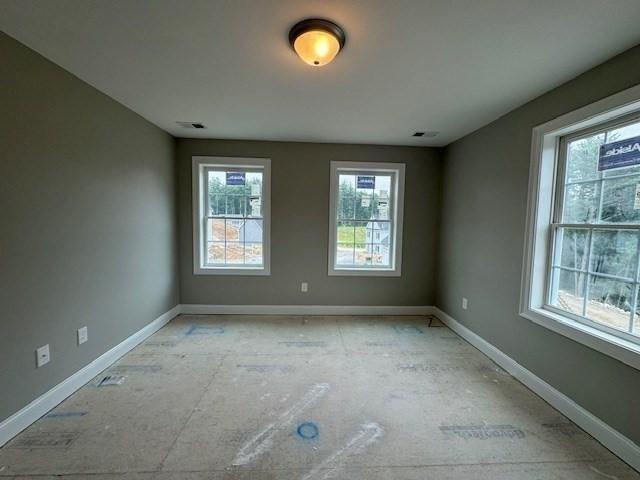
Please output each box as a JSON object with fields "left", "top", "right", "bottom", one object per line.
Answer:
{"left": 45, "top": 411, "right": 88, "bottom": 418}
{"left": 393, "top": 325, "right": 424, "bottom": 334}
{"left": 186, "top": 325, "right": 225, "bottom": 336}
{"left": 296, "top": 422, "right": 319, "bottom": 440}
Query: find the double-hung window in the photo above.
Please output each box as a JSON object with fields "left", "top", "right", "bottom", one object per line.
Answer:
{"left": 328, "top": 161, "right": 405, "bottom": 276}
{"left": 192, "top": 156, "right": 270, "bottom": 275}
{"left": 522, "top": 86, "right": 640, "bottom": 369}
{"left": 549, "top": 115, "right": 640, "bottom": 339}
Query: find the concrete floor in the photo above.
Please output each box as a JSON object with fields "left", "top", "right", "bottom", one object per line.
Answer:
{"left": 1, "top": 314, "right": 638, "bottom": 479}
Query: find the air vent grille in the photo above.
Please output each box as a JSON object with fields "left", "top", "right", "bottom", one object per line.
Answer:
{"left": 176, "top": 121, "right": 206, "bottom": 129}
{"left": 413, "top": 131, "right": 439, "bottom": 138}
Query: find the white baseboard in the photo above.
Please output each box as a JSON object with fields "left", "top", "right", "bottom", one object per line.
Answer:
{"left": 433, "top": 307, "right": 640, "bottom": 472}
{"left": 0, "top": 304, "right": 180, "bottom": 447}
{"left": 179, "top": 304, "right": 434, "bottom": 316}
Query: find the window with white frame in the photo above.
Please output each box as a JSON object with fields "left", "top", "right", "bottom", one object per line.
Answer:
{"left": 548, "top": 115, "right": 640, "bottom": 339}
{"left": 328, "top": 161, "right": 405, "bottom": 276}
{"left": 522, "top": 86, "right": 640, "bottom": 369}
{"left": 192, "top": 156, "right": 270, "bottom": 275}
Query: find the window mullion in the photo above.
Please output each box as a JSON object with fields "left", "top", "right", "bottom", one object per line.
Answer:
{"left": 630, "top": 230, "right": 640, "bottom": 334}
{"left": 582, "top": 228, "right": 594, "bottom": 317}
{"left": 594, "top": 131, "right": 608, "bottom": 223}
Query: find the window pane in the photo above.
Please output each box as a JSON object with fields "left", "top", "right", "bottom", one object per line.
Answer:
{"left": 337, "top": 221, "right": 355, "bottom": 244}
{"left": 207, "top": 242, "right": 225, "bottom": 264}
{"left": 338, "top": 175, "right": 356, "bottom": 219}
{"left": 601, "top": 121, "right": 640, "bottom": 178}
{"left": 210, "top": 195, "right": 225, "bottom": 216}
{"left": 208, "top": 171, "right": 226, "bottom": 193}
{"left": 554, "top": 228, "right": 588, "bottom": 270}
{"left": 225, "top": 219, "right": 244, "bottom": 242}
{"left": 338, "top": 194, "right": 355, "bottom": 220}
{"left": 355, "top": 188, "right": 373, "bottom": 220}
{"left": 605, "top": 121, "right": 640, "bottom": 177}
{"left": 353, "top": 221, "right": 367, "bottom": 244}
{"left": 586, "top": 276, "right": 632, "bottom": 332}
{"left": 207, "top": 219, "right": 225, "bottom": 242}
{"left": 550, "top": 268, "right": 585, "bottom": 315}
{"left": 244, "top": 219, "right": 263, "bottom": 243}
{"left": 590, "top": 229, "right": 638, "bottom": 279}
{"left": 373, "top": 175, "right": 392, "bottom": 220}
{"left": 354, "top": 243, "right": 371, "bottom": 266}
{"left": 226, "top": 196, "right": 244, "bottom": 217}
{"left": 245, "top": 243, "right": 263, "bottom": 265}
{"left": 246, "top": 172, "right": 262, "bottom": 196}
{"left": 336, "top": 243, "right": 355, "bottom": 265}
{"left": 339, "top": 174, "right": 356, "bottom": 189}
{"left": 563, "top": 182, "right": 599, "bottom": 223}
{"left": 246, "top": 196, "right": 262, "bottom": 217}
{"left": 371, "top": 243, "right": 390, "bottom": 267}
{"left": 600, "top": 175, "right": 640, "bottom": 224}
{"left": 565, "top": 134, "right": 605, "bottom": 183}
{"left": 608, "top": 120, "right": 640, "bottom": 142}
{"left": 225, "top": 242, "right": 244, "bottom": 264}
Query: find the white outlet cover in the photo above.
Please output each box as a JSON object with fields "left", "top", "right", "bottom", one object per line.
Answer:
{"left": 301, "top": 282, "right": 308, "bottom": 292}
{"left": 36, "top": 344, "right": 50, "bottom": 368}
{"left": 78, "top": 326, "right": 88, "bottom": 345}
{"left": 462, "top": 297, "right": 468, "bottom": 310}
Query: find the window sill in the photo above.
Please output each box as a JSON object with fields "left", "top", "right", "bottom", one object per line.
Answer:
{"left": 328, "top": 267, "right": 401, "bottom": 277}
{"left": 520, "top": 306, "right": 640, "bottom": 371}
{"left": 194, "top": 266, "right": 270, "bottom": 276}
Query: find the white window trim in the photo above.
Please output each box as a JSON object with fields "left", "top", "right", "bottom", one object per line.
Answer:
{"left": 521, "top": 84, "right": 640, "bottom": 371}
{"left": 192, "top": 156, "right": 271, "bottom": 275}
{"left": 328, "top": 161, "right": 405, "bottom": 277}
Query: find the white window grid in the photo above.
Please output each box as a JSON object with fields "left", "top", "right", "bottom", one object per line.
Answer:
{"left": 546, "top": 113, "right": 640, "bottom": 343}
{"left": 203, "top": 166, "right": 264, "bottom": 267}
{"left": 335, "top": 171, "right": 396, "bottom": 269}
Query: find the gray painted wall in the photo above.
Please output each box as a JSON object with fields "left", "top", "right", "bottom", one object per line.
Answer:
{"left": 0, "top": 33, "right": 179, "bottom": 422}
{"left": 436, "top": 44, "right": 640, "bottom": 444}
{"left": 177, "top": 139, "right": 441, "bottom": 306}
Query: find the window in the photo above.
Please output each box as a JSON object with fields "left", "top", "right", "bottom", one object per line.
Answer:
{"left": 328, "top": 161, "right": 405, "bottom": 276}
{"left": 521, "top": 85, "right": 640, "bottom": 370}
{"left": 549, "top": 116, "right": 640, "bottom": 339}
{"left": 192, "top": 156, "right": 270, "bottom": 275}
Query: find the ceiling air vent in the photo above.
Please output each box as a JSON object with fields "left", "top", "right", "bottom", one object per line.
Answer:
{"left": 176, "top": 121, "right": 206, "bottom": 129}
{"left": 413, "top": 131, "right": 439, "bottom": 138}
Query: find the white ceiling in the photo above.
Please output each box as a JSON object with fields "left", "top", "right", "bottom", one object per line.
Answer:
{"left": 2, "top": 0, "right": 640, "bottom": 146}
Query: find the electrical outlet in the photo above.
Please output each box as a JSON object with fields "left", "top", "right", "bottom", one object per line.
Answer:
{"left": 462, "top": 297, "right": 468, "bottom": 310}
{"left": 301, "top": 282, "right": 308, "bottom": 293}
{"left": 77, "top": 326, "right": 88, "bottom": 345}
{"left": 36, "top": 344, "right": 50, "bottom": 368}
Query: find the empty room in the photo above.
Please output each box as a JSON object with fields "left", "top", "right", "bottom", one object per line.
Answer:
{"left": 2, "top": 1, "right": 640, "bottom": 478}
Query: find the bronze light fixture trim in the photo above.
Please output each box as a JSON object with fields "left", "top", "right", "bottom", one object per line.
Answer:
{"left": 288, "top": 18, "right": 346, "bottom": 67}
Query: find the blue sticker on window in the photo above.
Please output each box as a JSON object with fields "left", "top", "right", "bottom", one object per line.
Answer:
{"left": 226, "top": 172, "right": 246, "bottom": 185}
{"left": 357, "top": 176, "right": 375, "bottom": 189}
{"left": 598, "top": 136, "right": 640, "bottom": 171}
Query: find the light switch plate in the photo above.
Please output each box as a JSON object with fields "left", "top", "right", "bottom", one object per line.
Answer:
{"left": 462, "top": 297, "right": 468, "bottom": 310}
{"left": 77, "top": 326, "right": 88, "bottom": 345}
{"left": 301, "top": 282, "right": 308, "bottom": 293}
{"left": 36, "top": 344, "right": 50, "bottom": 368}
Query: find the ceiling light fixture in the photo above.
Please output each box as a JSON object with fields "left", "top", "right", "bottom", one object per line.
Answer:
{"left": 289, "top": 18, "right": 346, "bottom": 67}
